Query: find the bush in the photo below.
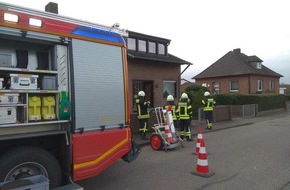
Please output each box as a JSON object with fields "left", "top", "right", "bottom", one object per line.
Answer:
{"left": 183, "top": 85, "right": 287, "bottom": 117}
{"left": 184, "top": 85, "right": 209, "bottom": 119}
{"left": 213, "top": 94, "right": 286, "bottom": 112}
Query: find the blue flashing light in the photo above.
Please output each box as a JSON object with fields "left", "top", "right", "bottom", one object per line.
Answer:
{"left": 72, "top": 26, "right": 125, "bottom": 44}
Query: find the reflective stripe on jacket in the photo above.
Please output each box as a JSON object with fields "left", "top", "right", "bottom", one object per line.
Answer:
{"left": 202, "top": 98, "right": 215, "bottom": 111}
{"left": 136, "top": 98, "right": 150, "bottom": 119}
{"left": 177, "top": 99, "right": 192, "bottom": 120}
{"left": 164, "top": 104, "right": 177, "bottom": 120}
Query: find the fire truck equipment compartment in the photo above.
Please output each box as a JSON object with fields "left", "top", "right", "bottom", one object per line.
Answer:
{"left": 16, "top": 49, "right": 29, "bottom": 69}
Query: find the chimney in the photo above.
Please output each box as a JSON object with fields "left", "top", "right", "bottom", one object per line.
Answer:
{"left": 233, "top": 48, "right": 241, "bottom": 53}
{"left": 45, "top": 2, "right": 58, "bottom": 14}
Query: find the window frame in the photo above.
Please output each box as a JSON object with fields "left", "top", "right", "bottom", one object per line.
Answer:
{"left": 163, "top": 80, "right": 176, "bottom": 98}
{"left": 213, "top": 82, "right": 220, "bottom": 94}
{"left": 148, "top": 41, "right": 156, "bottom": 54}
{"left": 229, "top": 80, "right": 239, "bottom": 92}
{"left": 158, "top": 43, "right": 165, "bottom": 55}
{"left": 269, "top": 80, "right": 274, "bottom": 91}
{"left": 138, "top": 39, "right": 146, "bottom": 52}
{"left": 257, "top": 80, "right": 263, "bottom": 91}
{"left": 127, "top": 38, "right": 136, "bottom": 50}
{"left": 256, "top": 62, "right": 262, "bottom": 69}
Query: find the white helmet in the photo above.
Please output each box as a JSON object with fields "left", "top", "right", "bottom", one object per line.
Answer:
{"left": 167, "top": 95, "right": 174, "bottom": 101}
{"left": 181, "top": 93, "right": 188, "bottom": 99}
{"left": 204, "top": 91, "right": 210, "bottom": 97}
{"left": 138, "top": 91, "right": 145, "bottom": 97}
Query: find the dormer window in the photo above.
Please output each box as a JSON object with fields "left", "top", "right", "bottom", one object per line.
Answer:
{"left": 138, "top": 40, "right": 146, "bottom": 52}
{"left": 127, "top": 32, "right": 169, "bottom": 56}
{"left": 149, "top": 41, "right": 156, "bottom": 54}
{"left": 127, "top": 38, "right": 136, "bottom": 50}
{"left": 158, "top": 43, "right": 165, "bottom": 55}
{"left": 256, "top": 62, "right": 262, "bottom": 69}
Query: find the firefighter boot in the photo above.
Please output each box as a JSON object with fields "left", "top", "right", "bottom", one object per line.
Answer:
{"left": 186, "top": 136, "right": 193, "bottom": 141}
{"left": 186, "top": 131, "right": 193, "bottom": 141}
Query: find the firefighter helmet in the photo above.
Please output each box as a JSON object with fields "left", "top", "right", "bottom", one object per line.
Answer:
{"left": 204, "top": 91, "right": 210, "bottom": 97}
{"left": 138, "top": 91, "right": 145, "bottom": 97}
{"left": 181, "top": 93, "right": 188, "bottom": 99}
{"left": 167, "top": 95, "right": 174, "bottom": 101}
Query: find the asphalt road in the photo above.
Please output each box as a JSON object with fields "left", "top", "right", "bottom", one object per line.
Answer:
{"left": 78, "top": 113, "right": 290, "bottom": 190}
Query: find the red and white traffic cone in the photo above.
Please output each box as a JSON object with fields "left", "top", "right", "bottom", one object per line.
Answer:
{"left": 191, "top": 139, "right": 214, "bottom": 177}
{"left": 193, "top": 128, "right": 203, "bottom": 155}
{"left": 165, "top": 124, "right": 173, "bottom": 143}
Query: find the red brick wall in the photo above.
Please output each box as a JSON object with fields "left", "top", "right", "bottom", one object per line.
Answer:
{"left": 195, "top": 75, "right": 280, "bottom": 94}
{"left": 249, "top": 75, "right": 279, "bottom": 94}
{"left": 213, "top": 105, "right": 231, "bottom": 121}
{"left": 128, "top": 59, "right": 180, "bottom": 134}
{"left": 128, "top": 59, "right": 180, "bottom": 108}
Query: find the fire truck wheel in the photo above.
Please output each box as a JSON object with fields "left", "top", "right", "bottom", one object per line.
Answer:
{"left": 0, "top": 146, "right": 61, "bottom": 188}
{"left": 150, "top": 134, "right": 163, "bottom": 150}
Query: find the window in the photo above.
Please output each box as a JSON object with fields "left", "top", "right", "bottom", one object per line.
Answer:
{"left": 163, "top": 81, "right": 176, "bottom": 98}
{"left": 158, "top": 43, "right": 165, "bottom": 55}
{"left": 258, "top": 80, "right": 263, "bottom": 91}
{"left": 256, "top": 62, "right": 262, "bottom": 69}
{"left": 127, "top": 38, "right": 136, "bottom": 50}
{"left": 230, "top": 80, "right": 239, "bottom": 91}
{"left": 269, "top": 80, "right": 275, "bottom": 91}
{"left": 138, "top": 40, "right": 146, "bottom": 52}
{"left": 213, "top": 82, "right": 219, "bottom": 94}
{"left": 148, "top": 41, "right": 156, "bottom": 54}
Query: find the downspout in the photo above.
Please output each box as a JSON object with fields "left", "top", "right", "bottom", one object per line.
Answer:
{"left": 178, "top": 63, "right": 192, "bottom": 99}
{"left": 248, "top": 74, "right": 251, "bottom": 94}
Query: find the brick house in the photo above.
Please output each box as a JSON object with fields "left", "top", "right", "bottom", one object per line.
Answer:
{"left": 180, "top": 79, "right": 195, "bottom": 92}
{"left": 193, "top": 48, "right": 283, "bottom": 94}
{"left": 125, "top": 31, "right": 191, "bottom": 133}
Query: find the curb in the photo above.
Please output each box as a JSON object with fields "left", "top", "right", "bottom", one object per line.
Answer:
{"left": 135, "top": 122, "right": 254, "bottom": 147}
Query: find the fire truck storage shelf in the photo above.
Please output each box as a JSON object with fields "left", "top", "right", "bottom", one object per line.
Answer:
{"left": 0, "top": 93, "right": 19, "bottom": 104}
{"left": 10, "top": 74, "right": 39, "bottom": 90}
{"left": 0, "top": 52, "right": 13, "bottom": 68}
{"left": 0, "top": 106, "right": 17, "bottom": 124}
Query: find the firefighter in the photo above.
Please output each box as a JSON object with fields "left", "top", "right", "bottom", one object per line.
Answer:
{"left": 176, "top": 93, "right": 193, "bottom": 141}
{"left": 135, "top": 91, "right": 150, "bottom": 140}
{"left": 202, "top": 91, "right": 216, "bottom": 130}
{"left": 163, "top": 95, "right": 179, "bottom": 129}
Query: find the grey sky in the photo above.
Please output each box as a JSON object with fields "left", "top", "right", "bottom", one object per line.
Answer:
{"left": 2, "top": 0, "right": 289, "bottom": 84}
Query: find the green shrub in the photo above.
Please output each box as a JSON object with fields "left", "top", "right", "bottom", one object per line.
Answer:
{"left": 212, "top": 94, "right": 286, "bottom": 112}
{"left": 183, "top": 85, "right": 286, "bottom": 117}
{"left": 184, "top": 85, "right": 209, "bottom": 119}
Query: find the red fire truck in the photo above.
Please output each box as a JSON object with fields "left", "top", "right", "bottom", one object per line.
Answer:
{"left": 0, "top": 2, "right": 140, "bottom": 189}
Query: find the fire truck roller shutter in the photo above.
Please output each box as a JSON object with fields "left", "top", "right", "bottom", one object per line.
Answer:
{"left": 0, "top": 146, "right": 61, "bottom": 188}
{"left": 71, "top": 39, "right": 126, "bottom": 130}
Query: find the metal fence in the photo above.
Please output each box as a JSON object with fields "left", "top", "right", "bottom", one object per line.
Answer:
{"left": 198, "top": 104, "right": 257, "bottom": 122}
{"left": 242, "top": 104, "right": 256, "bottom": 118}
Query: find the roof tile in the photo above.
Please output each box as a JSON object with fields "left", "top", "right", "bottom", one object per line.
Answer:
{"left": 193, "top": 48, "right": 282, "bottom": 79}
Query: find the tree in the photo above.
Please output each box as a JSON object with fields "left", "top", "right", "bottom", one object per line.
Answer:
{"left": 184, "top": 85, "right": 209, "bottom": 119}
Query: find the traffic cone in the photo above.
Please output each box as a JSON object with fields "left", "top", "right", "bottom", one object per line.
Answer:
{"left": 193, "top": 128, "right": 203, "bottom": 155}
{"left": 191, "top": 139, "right": 214, "bottom": 177}
{"left": 164, "top": 124, "right": 174, "bottom": 143}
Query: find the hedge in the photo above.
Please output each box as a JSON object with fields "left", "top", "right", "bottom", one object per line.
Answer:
{"left": 184, "top": 85, "right": 287, "bottom": 117}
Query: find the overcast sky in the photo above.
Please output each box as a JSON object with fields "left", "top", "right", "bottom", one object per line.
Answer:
{"left": 2, "top": 0, "right": 289, "bottom": 84}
